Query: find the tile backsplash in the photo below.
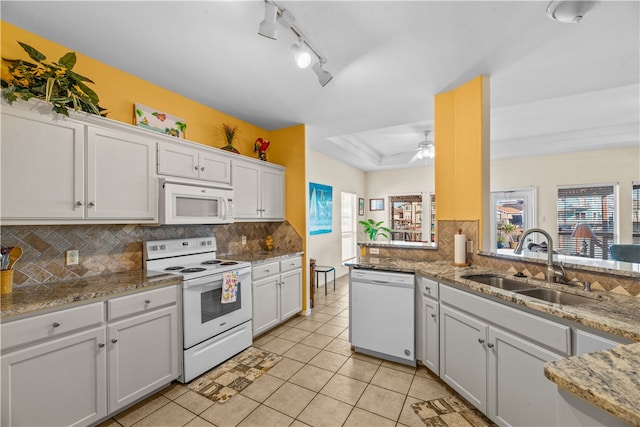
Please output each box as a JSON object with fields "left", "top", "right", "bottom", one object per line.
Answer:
{"left": 1, "top": 222, "right": 302, "bottom": 288}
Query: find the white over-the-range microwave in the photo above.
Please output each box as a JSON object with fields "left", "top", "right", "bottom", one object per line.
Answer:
{"left": 159, "top": 178, "right": 234, "bottom": 225}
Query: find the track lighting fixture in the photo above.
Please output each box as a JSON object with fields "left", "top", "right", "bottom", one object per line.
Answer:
{"left": 258, "top": 1, "right": 279, "bottom": 39}
{"left": 312, "top": 62, "right": 333, "bottom": 87}
{"left": 546, "top": 0, "right": 600, "bottom": 23}
{"left": 291, "top": 38, "right": 312, "bottom": 69}
{"left": 257, "top": 0, "right": 333, "bottom": 86}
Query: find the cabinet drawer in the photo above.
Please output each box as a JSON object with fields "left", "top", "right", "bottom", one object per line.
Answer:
{"left": 440, "top": 284, "right": 570, "bottom": 355}
{"left": 280, "top": 256, "right": 302, "bottom": 273}
{"left": 418, "top": 276, "right": 438, "bottom": 299}
{"left": 1, "top": 302, "right": 104, "bottom": 351}
{"left": 252, "top": 261, "right": 280, "bottom": 281}
{"left": 108, "top": 286, "right": 177, "bottom": 321}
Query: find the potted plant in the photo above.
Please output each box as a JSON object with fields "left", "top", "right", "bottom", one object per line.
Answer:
{"left": 1, "top": 41, "right": 107, "bottom": 116}
{"left": 220, "top": 123, "right": 240, "bottom": 153}
{"left": 497, "top": 235, "right": 505, "bottom": 249}
{"left": 359, "top": 219, "right": 392, "bottom": 241}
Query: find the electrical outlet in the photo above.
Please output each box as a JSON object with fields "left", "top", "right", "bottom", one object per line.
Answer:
{"left": 466, "top": 240, "right": 474, "bottom": 253}
{"left": 370, "top": 257, "right": 380, "bottom": 264}
{"left": 65, "top": 249, "right": 79, "bottom": 266}
{"left": 241, "top": 236, "right": 247, "bottom": 245}
{"left": 369, "top": 247, "right": 380, "bottom": 255}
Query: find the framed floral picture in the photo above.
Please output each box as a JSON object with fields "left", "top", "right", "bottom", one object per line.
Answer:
{"left": 134, "top": 103, "right": 186, "bottom": 138}
{"left": 358, "top": 198, "right": 365, "bottom": 216}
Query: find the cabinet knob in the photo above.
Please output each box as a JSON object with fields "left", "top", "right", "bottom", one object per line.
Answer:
{"left": 478, "top": 338, "right": 485, "bottom": 344}
{"left": 431, "top": 314, "right": 437, "bottom": 319}
{"left": 145, "top": 299, "right": 151, "bottom": 304}
{"left": 98, "top": 343, "right": 105, "bottom": 348}
{"left": 111, "top": 338, "right": 118, "bottom": 344}
{"left": 52, "top": 322, "right": 61, "bottom": 328}
{"left": 88, "top": 201, "right": 96, "bottom": 207}
{"left": 425, "top": 286, "right": 431, "bottom": 291}
{"left": 200, "top": 167, "right": 205, "bottom": 171}
{"left": 195, "top": 166, "right": 200, "bottom": 171}
{"left": 487, "top": 343, "right": 495, "bottom": 349}
{"left": 76, "top": 201, "right": 83, "bottom": 206}
{"left": 265, "top": 269, "right": 270, "bottom": 273}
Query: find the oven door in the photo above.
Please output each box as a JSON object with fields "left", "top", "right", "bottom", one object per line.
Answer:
{"left": 182, "top": 267, "right": 252, "bottom": 349}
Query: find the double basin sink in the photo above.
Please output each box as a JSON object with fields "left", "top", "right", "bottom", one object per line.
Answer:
{"left": 461, "top": 274, "right": 601, "bottom": 306}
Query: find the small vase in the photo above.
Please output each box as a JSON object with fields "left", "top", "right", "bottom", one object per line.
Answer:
{"left": 221, "top": 144, "right": 239, "bottom": 154}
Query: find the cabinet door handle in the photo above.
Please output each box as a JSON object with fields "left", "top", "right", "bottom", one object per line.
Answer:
{"left": 200, "top": 167, "right": 205, "bottom": 171}
{"left": 431, "top": 314, "right": 437, "bottom": 319}
{"left": 478, "top": 338, "right": 485, "bottom": 344}
{"left": 111, "top": 338, "right": 118, "bottom": 344}
{"left": 487, "top": 343, "right": 495, "bottom": 349}
{"left": 425, "top": 286, "right": 431, "bottom": 291}
{"left": 76, "top": 201, "right": 83, "bottom": 206}
{"left": 265, "top": 269, "right": 270, "bottom": 273}
{"left": 195, "top": 166, "right": 200, "bottom": 170}
{"left": 98, "top": 343, "right": 105, "bottom": 348}
{"left": 88, "top": 201, "right": 96, "bottom": 207}
{"left": 52, "top": 322, "right": 61, "bottom": 328}
{"left": 145, "top": 299, "right": 151, "bottom": 304}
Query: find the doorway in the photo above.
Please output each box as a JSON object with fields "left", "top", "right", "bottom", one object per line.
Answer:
{"left": 341, "top": 192, "right": 357, "bottom": 262}
{"left": 490, "top": 188, "right": 536, "bottom": 251}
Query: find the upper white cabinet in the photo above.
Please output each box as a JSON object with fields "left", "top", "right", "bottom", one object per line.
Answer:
{"left": 232, "top": 158, "right": 285, "bottom": 221}
{"left": 157, "top": 141, "right": 231, "bottom": 184}
{"left": 1, "top": 102, "right": 158, "bottom": 224}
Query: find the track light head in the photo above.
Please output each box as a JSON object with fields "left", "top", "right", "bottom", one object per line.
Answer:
{"left": 291, "top": 39, "right": 312, "bottom": 69}
{"left": 258, "top": 2, "right": 279, "bottom": 39}
{"left": 312, "top": 62, "right": 333, "bottom": 87}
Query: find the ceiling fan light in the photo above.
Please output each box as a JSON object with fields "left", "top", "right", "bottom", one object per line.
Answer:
{"left": 258, "top": 2, "right": 279, "bottom": 39}
{"left": 291, "top": 41, "right": 312, "bottom": 69}
{"left": 546, "top": 0, "right": 600, "bottom": 23}
{"left": 312, "top": 62, "right": 333, "bottom": 87}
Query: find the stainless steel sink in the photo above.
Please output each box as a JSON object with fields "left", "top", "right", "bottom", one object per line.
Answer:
{"left": 462, "top": 274, "right": 535, "bottom": 291}
{"left": 516, "top": 288, "right": 595, "bottom": 305}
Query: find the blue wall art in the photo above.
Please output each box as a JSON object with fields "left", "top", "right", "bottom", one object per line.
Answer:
{"left": 309, "top": 182, "right": 333, "bottom": 235}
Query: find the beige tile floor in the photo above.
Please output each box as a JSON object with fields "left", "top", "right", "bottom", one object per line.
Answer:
{"left": 99, "top": 274, "right": 456, "bottom": 427}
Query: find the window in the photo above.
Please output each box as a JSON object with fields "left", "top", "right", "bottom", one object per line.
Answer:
{"left": 557, "top": 184, "right": 616, "bottom": 259}
{"left": 633, "top": 183, "right": 640, "bottom": 244}
{"left": 490, "top": 188, "right": 536, "bottom": 251}
{"left": 389, "top": 194, "right": 423, "bottom": 241}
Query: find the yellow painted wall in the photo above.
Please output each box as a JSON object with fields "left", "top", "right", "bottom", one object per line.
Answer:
{"left": 2, "top": 20, "right": 308, "bottom": 301}
{"left": 269, "top": 124, "right": 308, "bottom": 310}
{"left": 434, "top": 75, "right": 490, "bottom": 248}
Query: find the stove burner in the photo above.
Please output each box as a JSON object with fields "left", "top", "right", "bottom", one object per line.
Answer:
{"left": 165, "top": 266, "right": 184, "bottom": 271}
{"left": 220, "top": 261, "right": 238, "bottom": 266}
{"left": 201, "top": 260, "right": 223, "bottom": 265}
{"left": 181, "top": 267, "right": 207, "bottom": 273}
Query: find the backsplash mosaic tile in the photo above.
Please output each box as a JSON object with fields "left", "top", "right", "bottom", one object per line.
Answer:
{"left": 1, "top": 222, "right": 302, "bottom": 288}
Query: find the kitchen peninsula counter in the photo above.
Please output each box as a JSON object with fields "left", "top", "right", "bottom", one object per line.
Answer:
{"left": 0, "top": 270, "right": 181, "bottom": 321}
{"left": 348, "top": 257, "right": 640, "bottom": 425}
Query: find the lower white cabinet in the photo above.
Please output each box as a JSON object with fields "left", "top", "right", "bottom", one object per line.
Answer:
{"left": 0, "top": 286, "right": 179, "bottom": 426}
{"left": 1, "top": 326, "right": 107, "bottom": 427}
{"left": 107, "top": 305, "right": 179, "bottom": 413}
{"left": 439, "top": 283, "right": 568, "bottom": 427}
{"left": 252, "top": 256, "right": 302, "bottom": 336}
{"left": 416, "top": 276, "right": 439, "bottom": 374}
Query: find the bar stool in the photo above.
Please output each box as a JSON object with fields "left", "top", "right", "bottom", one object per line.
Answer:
{"left": 315, "top": 265, "right": 336, "bottom": 296}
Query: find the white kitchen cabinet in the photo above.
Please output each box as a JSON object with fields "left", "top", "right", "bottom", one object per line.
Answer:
{"left": 107, "top": 305, "right": 179, "bottom": 412}
{"left": 252, "top": 256, "right": 302, "bottom": 336}
{"left": 439, "top": 283, "right": 570, "bottom": 427}
{"left": 1, "top": 305, "right": 107, "bottom": 427}
{"left": 1, "top": 105, "right": 85, "bottom": 221}
{"left": 0, "top": 286, "right": 179, "bottom": 426}
{"left": 87, "top": 126, "right": 157, "bottom": 221}
{"left": 157, "top": 140, "right": 232, "bottom": 184}
{"left": 416, "top": 276, "right": 439, "bottom": 374}
{"left": 439, "top": 304, "right": 488, "bottom": 412}
{"left": 232, "top": 158, "right": 285, "bottom": 221}
{"left": 1, "top": 102, "right": 158, "bottom": 224}
{"left": 488, "top": 327, "right": 562, "bottom": 427}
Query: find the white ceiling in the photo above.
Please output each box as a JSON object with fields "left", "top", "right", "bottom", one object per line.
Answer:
{"left": 2, "top": 1, "right": 638, "bottom": 171}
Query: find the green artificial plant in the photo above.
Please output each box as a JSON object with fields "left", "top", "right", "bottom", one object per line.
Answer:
{"left": 359, "top": 219, "right": 392, "bottom": 241}
{"left": 1, "top": 42, "right": 107, "bottom": 116}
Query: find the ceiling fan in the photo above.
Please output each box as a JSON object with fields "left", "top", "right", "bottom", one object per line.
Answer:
{"left": 409, "top": 131, "right": 435, "bottom": 163}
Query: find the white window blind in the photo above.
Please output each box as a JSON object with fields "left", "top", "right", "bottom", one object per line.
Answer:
{"left": 633, "top": 183, "right": 640, "bottom": 244}
{"left": 557, "top": 185, "right": 616, "bottom": 260}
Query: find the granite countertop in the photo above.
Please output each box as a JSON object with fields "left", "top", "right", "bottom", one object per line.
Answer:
{"left": 220, "top": 250, "right": 304, "bottom": 265}
{"left": 544, "top": 343, "right": 640, "bottom": 426}
{"left": 0, "top": 270, "right": 182, "bottom": 321}
{"left": 348, "top": 257, "right": 640, "bottom": 424}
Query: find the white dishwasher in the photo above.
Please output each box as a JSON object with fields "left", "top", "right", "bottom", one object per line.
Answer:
{"left": 349, "top": 268, "right": 415, "bottom": 365}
